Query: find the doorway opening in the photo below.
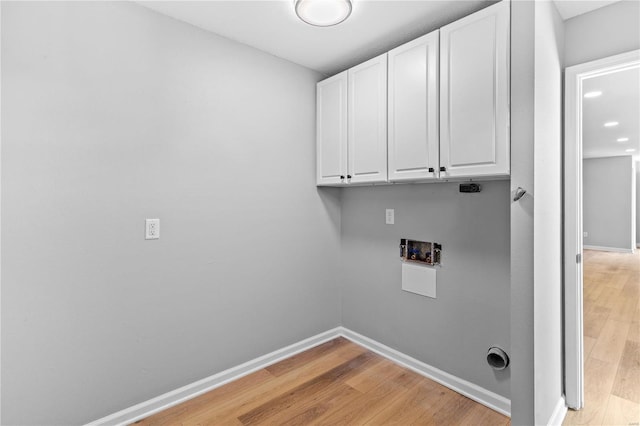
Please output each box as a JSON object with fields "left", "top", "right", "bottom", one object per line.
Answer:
{"left": 564, "top": 49, "right": 640, "bottom": 412}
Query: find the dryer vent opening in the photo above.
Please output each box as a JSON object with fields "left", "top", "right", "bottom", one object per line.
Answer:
{"left": 487, "top": 347, "right": 509, "bottom": 370}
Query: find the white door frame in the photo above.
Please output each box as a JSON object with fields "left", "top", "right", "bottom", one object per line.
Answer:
{"left": 564, "top": 49, "right": 640, "bottom": 410}
{"left": 0, "top": 4, "right": 4, "bottom": 421}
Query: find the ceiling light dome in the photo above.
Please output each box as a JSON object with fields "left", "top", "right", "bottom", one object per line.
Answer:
{"left": 584, "top": 91, "right": 602, "bottom": 98}
{"left": 295, "top": 0, "right": 353, "bottom": 27}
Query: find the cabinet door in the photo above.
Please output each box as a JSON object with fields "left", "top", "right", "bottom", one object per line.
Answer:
{"left": 348, "top": 53, "right": 388, "bottom": 184}
{"left": 317, "top": 71, "right": 348, "bottom": 186}
{"left": 388, "top": 31, "right": 440, "bottom": 182}
{"left": 440, "top": 1, "right": 510, "bottom": 178}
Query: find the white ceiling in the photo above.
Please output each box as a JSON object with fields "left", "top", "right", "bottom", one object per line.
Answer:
{"left": 582, "top": 66, "right": 640, "bottom": 159}
{"left": 137, "top": 1, "right": 621, "bottom": 75}
{"left": 138, "top": 0, "right": 496, "bottom": 76}
{"left": 553, "top": 0, "right": 620, "bottom": 20}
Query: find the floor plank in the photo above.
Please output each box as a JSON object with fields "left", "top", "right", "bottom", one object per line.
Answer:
{"left": 344, "top": 358, "right": 409, "bottom": 393}
{"left": 363, "top": 379, "right": 445, "bottom": 425}
{"left": 265, "top": 337, "right": 351, "bottom": 377}
{"left": 600, "top": 395, "right": 640, "bottom": 426}
{"left": 583, "top": 335, "right": 598, "bottom": 359}
{"left": 136, "top": 369, "right": 275, "bottom": 426}
{"left": 584, "top": 305, "right": 611, "bottom": 339}
{"left": 458, "top": 403, "right": 511, "bottom": 426}
{"left": 584, "top": 357, "right": 618, "bottom": 397}
{"left": 629, "top": 320, "right": 640, "bottom": 343}
{"left": 589, "top": 319, "right": 630, "bottom": 364}
{"left": 135, "top": 338, "right": 508, "bottom": 426}
{"left": 237, "top": 351, "right": 377, "bottom": 425}
{"left": 272, "top": 383, "right": 362, "bottom": 426}
{"left": 191, "top": 352, "right": 370, "bottom": 425}
{"left": 612, "top": 340, "right": 640, "bottom": 403}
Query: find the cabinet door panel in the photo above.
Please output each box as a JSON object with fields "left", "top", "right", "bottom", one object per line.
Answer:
{"left": 388, "top": 31, "right": 439, "bottom": 182}
{"left": 348, "top": 54, "right": 388, "bottom": 184}
{"left": 440, "top": 1, "right": 510, "bottom": 178}
{"left": 316, "top": 71, "right": 348, "bottom": 186}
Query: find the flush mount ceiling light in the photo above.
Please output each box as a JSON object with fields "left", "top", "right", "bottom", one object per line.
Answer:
{"left": 604, "top": 121, "right": 619, "bottom": 127}
{"left": 625, "top": 148, "right": 636, "bottom": 152}
{"left": 584, "top": 91, "right": 602, "bottom": 98}
{"left": 295, "top": 0, "right": 353, "bottom": 27}
{"left": 617, "top": 137, "right": 629, "bottom": 142}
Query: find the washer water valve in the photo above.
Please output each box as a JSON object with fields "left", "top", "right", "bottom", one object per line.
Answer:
{"left": 400, "top": 239, "right": 442, "bottom": 266}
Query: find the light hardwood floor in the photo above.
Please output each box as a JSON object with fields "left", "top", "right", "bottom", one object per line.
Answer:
{"left": 564, "top": 249, "right": 640, "bottom": 426}
{"left": 134, "top": 337, "right": 509, "bottom": 425}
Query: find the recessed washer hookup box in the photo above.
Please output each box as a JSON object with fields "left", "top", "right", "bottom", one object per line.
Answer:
{"left": 399, "top": 238, "right": 442, "bottom": 266}
{"left": 399, "top": 238, "right": 441, "bottom": 299}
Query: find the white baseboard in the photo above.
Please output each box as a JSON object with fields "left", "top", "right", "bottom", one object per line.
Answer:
{"left": 546, "top": 396, "right": 567, "bottom": 426}
{"left": 87, "top": 328, "right": 342, "bottom": 426}
{"left": 584, "top": 245, "right": 634, "bottom": 253}
{"left": 338, "top": 327, "right": 511, "bottom": 417}
{"left": 88, "top": 327, "right": 511, "bottom": 425}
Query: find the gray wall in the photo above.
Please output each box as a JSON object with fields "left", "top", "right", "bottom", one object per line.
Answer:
{"left": 533, "top": 0, "right": 565, "bottom": 422}
{"left": 340, "top": 181, "right": 511, "bottom": 398}
{"left": 564, "top": 0, "right": 640, "bottom": 68}
{"left": 583, "top": 156, "right": 636, "bottom": 251}
{"left": 1, "top": 2, "right": 342, "bottom": 424}
{"left": 509, "top": 1, "right": 535, "bottom": 423}
{"left": 509, "top": 2, "right": 566, "bottom": 423}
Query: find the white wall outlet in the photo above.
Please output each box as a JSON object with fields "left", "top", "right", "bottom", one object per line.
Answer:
{"left": 583, "top": 231, "right": 588, "bottom": 238}
{"left": 386, "top": 209, "right": 395, "bottom": 225}
{"left": 145, "top": 219, "right": 160, "bottom": 240}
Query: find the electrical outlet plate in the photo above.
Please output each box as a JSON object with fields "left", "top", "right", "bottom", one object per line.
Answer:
{"left": 386, "top": 209, "right": 395, "bottom": 225}
{"left": 145, "top": 218, "right": 160, "bottom": 240}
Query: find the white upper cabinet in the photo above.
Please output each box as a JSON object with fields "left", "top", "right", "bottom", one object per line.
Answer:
{"left": 316, "top": 71, "right": 348, "bottom": 186}
{"left": 388, "top": 31, "right": 440, "bottom": 182}
{"left": 439, "top": 1, "right": 510, "bottom": 179}
{"left": 316, "top": 1, "right": 510, "bottom": 187}
{"left": 348, "top": 53, "right": 388, "bottom": 184}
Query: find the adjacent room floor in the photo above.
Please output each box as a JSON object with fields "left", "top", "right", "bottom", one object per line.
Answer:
{"left": 134, "top": 337, "right": 509, "bottom": 425}
{"left": 564, "top": 249, "right": 640, "bottom": 426}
